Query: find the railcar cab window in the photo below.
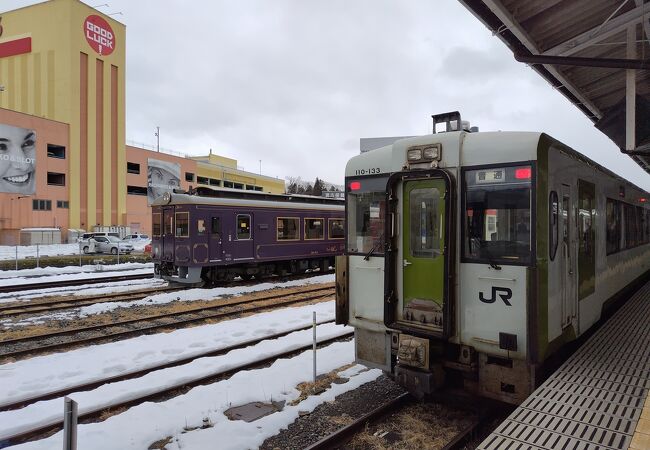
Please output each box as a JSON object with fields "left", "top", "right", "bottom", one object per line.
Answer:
{"left": 463, "top": 165, "right": 533, "bottom": 265}
{"left": 346, "top": 176, "right": 388, "bottom": 255}
{"left": 305, "top": 218, "right": 324, "bottom": 240}
{"left": 277, "top": 217, "right": 299, "bottom": 240}
{"left": 165, "top": 214, "right": 173, "bottom": 235}
{"left": 237, "top": 215, "right": 251, "bottom": 240}
{"left": 175, "top": 212, "right": 189, "bottom": 237}
{"left": 329, "top": 218, "right": 345, "bottom": 239}
{"left": 152, "top": 213, "right": 162, "bottom": 237}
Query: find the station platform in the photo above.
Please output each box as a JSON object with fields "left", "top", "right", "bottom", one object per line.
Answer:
{"left": 478, "top": 280, "right": 650, "bottom": 450}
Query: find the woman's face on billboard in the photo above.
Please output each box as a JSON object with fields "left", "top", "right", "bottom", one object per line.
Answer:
{"left": 0, "top": 126, "right": 36, "bottom": 194}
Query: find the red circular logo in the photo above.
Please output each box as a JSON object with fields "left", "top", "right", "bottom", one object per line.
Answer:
{"left": 84, "top": 15, "right": 114, "bottom": 56}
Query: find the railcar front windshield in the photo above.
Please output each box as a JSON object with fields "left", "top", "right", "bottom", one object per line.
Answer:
{"left": 346, "top": 176, "right": 389, "bottom": 256}
{"left": 463, "top": 165, "right": 533, "bottom": 265}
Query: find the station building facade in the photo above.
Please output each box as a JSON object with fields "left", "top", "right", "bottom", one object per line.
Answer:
{"left": 0, "top": 0, "right": 284, "bottom": 244}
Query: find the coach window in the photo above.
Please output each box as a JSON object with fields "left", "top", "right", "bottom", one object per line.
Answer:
{"left": 211, "top": 217, "right": 221, "bottom": 235}
{"left": 277, "top": 217, "right": 299, "bottom": 240}
{"left": 549, "top": 191, "right": 559, "bottom": 260}
{"left": 329, "top": 219, "right": 345, "bottom": 239}
{"left": 197, "top": 219, "right": 206, "bottom": 235}
{"left": 175, "top": 212, "right": 189, "bottom": 237}
{"left": 463, "top": 165, "right": 533, "bottom": 265}
{"left": 305, "top": 218, "right": 324, "bottom": 240}
{"left": 606, "top": 199, "right": 621, "bottom": 254}
{"left": 152, "top": 213, "right": 162, "bottom": 237}
{"left": 237, "top": 215, "right": 251, "bottom": 240}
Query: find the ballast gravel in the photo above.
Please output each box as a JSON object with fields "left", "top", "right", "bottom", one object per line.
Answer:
{"left": 259, "top": 374, "right": 407, "bottom": 450}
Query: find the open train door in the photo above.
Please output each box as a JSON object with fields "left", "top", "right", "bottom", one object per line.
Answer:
{"left": 384, "top": 170, "right": 455, "bottom": 338}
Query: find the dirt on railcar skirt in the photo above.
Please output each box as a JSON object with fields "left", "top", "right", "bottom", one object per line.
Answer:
{"left": 0, "top": 282, "right": 334, "bottom": 341}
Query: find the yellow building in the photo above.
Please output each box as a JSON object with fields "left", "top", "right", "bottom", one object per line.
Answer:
{"left": 0, "top": 0, "right": 285, "bottom": 243}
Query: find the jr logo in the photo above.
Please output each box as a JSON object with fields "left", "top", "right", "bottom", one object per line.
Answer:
{"left": 479, "top": 287, "right": 513, "bottom": 306}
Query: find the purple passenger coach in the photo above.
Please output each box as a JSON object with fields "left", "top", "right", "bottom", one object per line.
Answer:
{"left": 151, "top": 189, "right": 345, "bottom": 285}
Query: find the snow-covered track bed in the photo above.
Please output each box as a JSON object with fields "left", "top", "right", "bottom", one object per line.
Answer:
{"left": 0, "top": 273, "right": 153, "bottom": 294}
{"left": 1, "top": 327, "right": 353, "bottom": 448}
{"left": 0, "top": 286, "right": 183, "bottom": 318}
{"left": 0, "top": 285, "right": 335, "bottom": 360}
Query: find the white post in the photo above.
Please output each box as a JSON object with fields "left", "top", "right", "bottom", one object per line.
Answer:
{"left": 312, "top": 311, "right": 317, "bottom": 383}
{"left": 62, "top": 397, "right": 78, "bottom": 450}
{"left": 36, "top": 244, "right": 40, "bottom": 268}
{"left": 15, "top": 245, "right": 18, "bottom": 271}
{"left": 79, "top": 244, "right": 82, "bottom": 267}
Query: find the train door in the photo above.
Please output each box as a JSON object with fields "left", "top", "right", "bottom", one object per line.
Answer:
{"left": 560, "top": 184, "right": 576, "bottom": 329}
{"left": 209, "top": 215, "right": 223, "bottom": 261}
{"left": 162, "top": 206, "right": 175, "bottom": 261}
{"left": 401, "top": 178, "right": 446, "bottom": 332}
{"left": 232, "top": 213, "right": 254, "bottom": 261}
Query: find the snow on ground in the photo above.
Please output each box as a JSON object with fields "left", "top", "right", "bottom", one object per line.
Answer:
{"left": 0, "top": 262, "right": 153, "bottom": 283}
{"left": 0, "top": 274, "right": 335, "bottom": 328}
{"left": 2, "top": 301, "right": 373, "bottom": 450}
{"left": 0, "top": 241, "right": 150, "bottom": 261}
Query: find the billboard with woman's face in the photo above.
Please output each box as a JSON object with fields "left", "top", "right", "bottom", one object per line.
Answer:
{"left": 147, "top": 158, "right": 181, "bottom": 205}
{"left": 0, "top": 124, "right": 37, "bottom": 194}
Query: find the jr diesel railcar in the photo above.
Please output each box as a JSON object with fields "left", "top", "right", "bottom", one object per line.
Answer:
{"left": 152, "top": 189, "right": 345, "bottom": 285}
{"left": 336, "top": 112, "right": 650, "bottom": 404}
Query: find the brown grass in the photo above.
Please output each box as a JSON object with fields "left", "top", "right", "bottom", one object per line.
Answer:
{"left": 290, "top": 363, "right": 356, "bottom": 406}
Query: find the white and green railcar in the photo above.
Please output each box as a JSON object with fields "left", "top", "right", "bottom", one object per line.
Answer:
{"left": 336, "top": 116, "right": 650, "bottom": 404}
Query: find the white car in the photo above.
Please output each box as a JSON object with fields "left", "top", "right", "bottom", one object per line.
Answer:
{"left": 122, "top": 233, "right": 150, "bottom": 242}
{"left": 80, "top": 236, "right": 134, "bottom": 254}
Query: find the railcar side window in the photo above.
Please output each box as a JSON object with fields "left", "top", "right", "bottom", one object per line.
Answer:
{"left": 305, "top": 218, "right": 324, "bottom": 240}
{"left": 329, "top": 219, "right": 345, "bottom": 239}
{"left": 606, "top": 199, "right": 621, "bottom": 254}
{"left": 197, "top": 219, "right": 206, "bottom": 235}
{"left": 549, "top": 191, "right": 559, "bottom": 261}
{"left": 175, "top": 212, "right": 189, "bottom": 237}
{"left": 463, "top": 165, "right": 533, "bottom": 265}
{"left": 211, "top": 217, "right": 221, "bottom": 235}
{"left": 152, "top": 213, "right": 162, "bottom": 237}
{"left": 277, "top": 217, "right": 299, "bottom": 240}
{"left": 237, "top": 215, "right": 251, "bottom": 240}
{"left": 346, "top": 177, "right": 388, "bottom": 255}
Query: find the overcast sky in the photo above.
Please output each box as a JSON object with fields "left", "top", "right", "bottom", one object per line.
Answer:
{"left": 3, "top": 0, "right": 649, "bottom": 190}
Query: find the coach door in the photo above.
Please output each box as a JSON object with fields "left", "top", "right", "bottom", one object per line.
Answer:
{"left": 232, "top": 213, "right": 254, "bottom": 261}
{"left": 162, "top": 206, "right": 175, "bottom": 261}
{"left": 401, "top": 178, "right": 446, "bottom": 333}
{"left": 560, "top": 184, "right": 576, "bottom": 329}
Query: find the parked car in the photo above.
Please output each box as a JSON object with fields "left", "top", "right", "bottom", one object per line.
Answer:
{"left": 122, "top": 233, "right": 150, "bottom": 242}
{"left": 80, "top": 235, "right": 134, "bottom": 254}
{"left": 78, "top": 232, "right": 120, "bottom": 243}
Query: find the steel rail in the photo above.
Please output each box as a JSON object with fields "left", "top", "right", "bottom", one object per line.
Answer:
{"left": 0, "top": 287, "right": 335, "bottom": 360}
{"left": 305, "top": 392, "right": 411, "bottom": 450}
{"left": 0, "top": 319, "right": 337, "bottom": 411}
{"left": 0, "top": 273, "right": 154, "bottom": 294}
{"left": 4, "top": 332, "right": 353, "bottom": 447}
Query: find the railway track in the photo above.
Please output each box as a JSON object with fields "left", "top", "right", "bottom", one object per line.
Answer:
{"left": 0, "top": 286, "right": 182, "bottom": 318}
{"left": 0, "top": 285, "right": 335, "bottom": 360}
{"left": 2, "top": 329, "right": 353, "bottom": 448}
{"left": 0, "top": 272, "right": 155, "bottom": 294}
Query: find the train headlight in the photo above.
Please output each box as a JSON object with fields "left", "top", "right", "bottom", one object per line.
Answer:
{"left": 407, "top": 149, "right": 422, "bottom": 161}
{"left": 423, "top": 145, "right": 440, "bottom": 160}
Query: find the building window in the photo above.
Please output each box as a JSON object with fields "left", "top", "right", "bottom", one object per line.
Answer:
{"left": 234, "top": 182, "right": 244, "bottom": 189}
{"left": 223, "top": 181, "right": 234, "bottom": 188}
{"left": 127, "top": 185, "right": 148, "bottom": 196}
{"left": 47, "top": 172, "right": 66, "bottom": 186}
{"left": 209, "top": 178, "right": 220, "bottom": 186}
{"left": 127, "top": 162, "right": 140, "bottom": 174}
{"left": 237, "top": 215, "right": 251, "bottom": 240}
{"left": 246, "top": 185, "right": 255, "bottom": 191}
{"left": 277, "top": 217, "right": 299, "bottom": 241}
{"left": 305, "top": 218, "right": 324, "bottom": 240}
{"left": 329, "top": 218, "right": 345, "bottom": 239}
{"left": 33, "top": 199, "right": 52, "bottom": 211}
{"left": 47, "top": 144, "right": 66, "bottom": 159}
{"left": 254, "top": 186, "right": 263, "bottom": 192}
{"left": 185, "top": 172, "right": 195, "bottom": 182}
{"left": 175, "top": 212, "right": 189, "bottom": 237}
{"left": 197, "top": 176, "right": 209, "bottom": 185}
{"left": 56, "top": 200, "right": 69, "bottom": 209}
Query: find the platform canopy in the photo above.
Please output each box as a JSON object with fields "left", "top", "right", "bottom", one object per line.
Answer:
{"left": 459, "top": 0, "right": 650, "bottom": 173}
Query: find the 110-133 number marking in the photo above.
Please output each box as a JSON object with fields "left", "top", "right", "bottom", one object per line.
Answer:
{"left": 355, "top": 168, "right": 381, "bottom": 175}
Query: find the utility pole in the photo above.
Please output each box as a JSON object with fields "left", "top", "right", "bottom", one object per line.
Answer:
{"left": 259, "top": 160, "right": 261, "bottom": 175}
{"left": 155, "top": 126, "right": 160, "bottom": 152}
